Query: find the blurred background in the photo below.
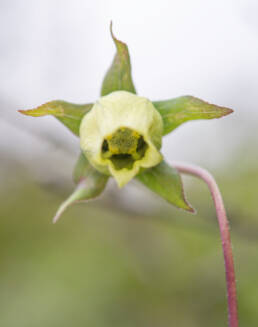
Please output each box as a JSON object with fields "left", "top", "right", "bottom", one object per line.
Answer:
{"left": 1, "top": 0, "right": 258, "bottom": 326}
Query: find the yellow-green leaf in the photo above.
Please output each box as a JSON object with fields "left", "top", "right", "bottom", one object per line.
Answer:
{"left": 136, "top": 161, "right": 194, "bottom": 212}
{"left": 53, "top": 169, "right": 108, "bottom": 223}
{"left": 101, "top": 22, "right": 136, "bottom": 96}
{"left": 73, "top": 152, "right": 96, "bottom": 184}
{"left": 153, "top": 96, "right": 233, "bottom": 135}
{"left": 19, "top": 100, "right": 93, "bottom": 136}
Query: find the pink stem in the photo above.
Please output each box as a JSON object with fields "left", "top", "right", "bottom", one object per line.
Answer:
{"left": 172, "top": 161, "right": 238, "bottom": 327}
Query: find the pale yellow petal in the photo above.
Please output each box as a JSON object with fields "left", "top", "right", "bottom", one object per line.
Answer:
{"left": 79, "top": 91, "right": 164, "bottom": 187}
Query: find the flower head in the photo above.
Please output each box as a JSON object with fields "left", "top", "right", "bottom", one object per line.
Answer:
{"left": 80, "top": 91, "right": 163, "bottom": 187}
{"left": 18, "top": 22, "right": 233, "bottom": 222}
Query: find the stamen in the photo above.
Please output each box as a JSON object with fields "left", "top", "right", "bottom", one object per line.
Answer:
{"left": 101, "top": 127, "right": 148, "bottom": 170}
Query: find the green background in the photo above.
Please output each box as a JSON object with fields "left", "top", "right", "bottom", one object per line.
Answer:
{"left": 1, "top": 153, "right": 257, "bottom": 327}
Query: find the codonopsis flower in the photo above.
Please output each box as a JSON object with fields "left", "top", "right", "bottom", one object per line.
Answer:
{"left": 19, "top": 23, "right": 233, "bottom": 222}
{"left": 80, "top": 91, "right": 163, "bottom": 188}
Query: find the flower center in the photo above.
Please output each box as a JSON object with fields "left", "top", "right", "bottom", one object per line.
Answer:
{"left": 101, "top": 127, "right": 148, "bottom": 170}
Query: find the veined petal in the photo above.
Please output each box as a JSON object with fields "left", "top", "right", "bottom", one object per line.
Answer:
{"left": 109, "top": 144, "right": 162, "bottom": 188}
{"left": 79, "top": 106, "right": 105, "bottom": 169}
{"left": 96, "top": 91, "right": 163, "bottom": 144}
{"left": 140, "top": 142, "right": 163, "bottom": 168}
{"left": 109, "top": 164, "right": 140, "bottom": 188}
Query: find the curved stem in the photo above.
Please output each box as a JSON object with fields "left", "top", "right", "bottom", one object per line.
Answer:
{"left": 172, "top": 161, "right": 238, "bottom": 327}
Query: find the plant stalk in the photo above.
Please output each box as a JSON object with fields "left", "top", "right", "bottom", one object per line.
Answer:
{"left": 172, "top": 162, "right": 238, "bottom": 327}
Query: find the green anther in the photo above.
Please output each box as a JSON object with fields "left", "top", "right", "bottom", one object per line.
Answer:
{"left": 106, "top": 128, "right": 140, "bottom": 155}
{"left": 101, "top": 127, "right": 148, "bottom": 171}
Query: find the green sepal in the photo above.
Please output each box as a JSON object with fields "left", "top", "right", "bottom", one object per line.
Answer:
{"left": 73, "top": 152, "right": 94, "bottom": 184}
{"left": 136, "top": 161, "right": 194, "bottom": 212}
{"left": 101, "top": 22, "right": 136, "bottom": 96}
{"left": 153, "top": 96, "right": 233, "bottom": 135}
{"left": 53, "top": 168, "right": 108, "bottom": 223}
{"left": 19, "top": 100, "right": 93, "bottom": 136}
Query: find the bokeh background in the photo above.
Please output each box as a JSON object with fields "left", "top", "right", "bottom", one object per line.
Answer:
{"left": 1, "top": 0, "right": 258, "bottom": 326}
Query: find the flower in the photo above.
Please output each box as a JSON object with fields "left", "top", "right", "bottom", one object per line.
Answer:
{"left": 79, "top": 91, "right": 163, "bottom": 187}
{"left": 18, "top": 23, "right": 233, "bottom": 222}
